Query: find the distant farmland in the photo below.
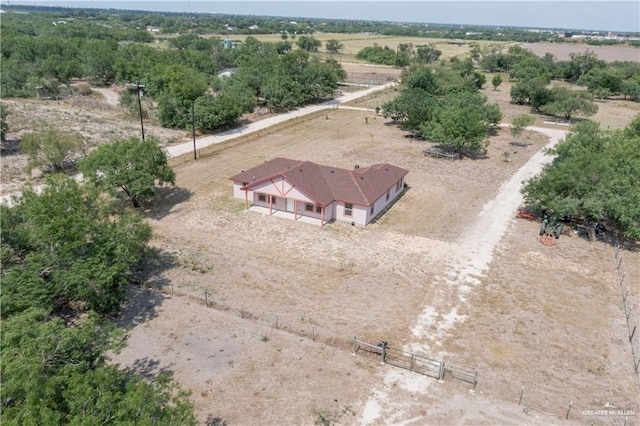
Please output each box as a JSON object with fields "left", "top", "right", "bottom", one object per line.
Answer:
{"left": 522, "top": 42, "right": 640, "bottom": 62}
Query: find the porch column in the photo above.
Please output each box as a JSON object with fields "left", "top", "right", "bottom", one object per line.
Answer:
{"left": 320, "top": 206, "right": 324, "bottom": 226}
{"left": 294, "top": 199, "right": 298, "bottom": 220}
{"left": 244, "top": 190, "right": 249, "bottom": 209}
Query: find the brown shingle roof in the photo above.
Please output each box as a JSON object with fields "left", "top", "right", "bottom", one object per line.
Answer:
{"left": 230, "top": 158, "right": 408, "bottom": 207}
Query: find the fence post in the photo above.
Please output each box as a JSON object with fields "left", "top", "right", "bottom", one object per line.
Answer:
{"left": 566, "top": 401, "right": 573, "bottom": 420}
{"left": 204, "top": 290, "right": 208, "bottom": 307}
{"left": 353, "top": 337, "right": 357, "bottom": 356}
{"left": 276, "top": 314, "right": 279, "bottom": 329}
{"left": 439, "top": 362, "right": 445, "bottom": 382}
{"left": 471, "top": 371, "right": 478, "bottom": 393}
{"left": 380, "top": 344, "right": 386, "bottom": 365}
{"left": 631, "top": 325, "right": 637, "bottom": 343}
{"left": 410, "top": 353, "right": 414, "bottom": 371}
{"left": 241, "top": 304, "right": 244, "bottom": 319}
{"left": 519, "top": 386, "right": 525, "bottom": 405}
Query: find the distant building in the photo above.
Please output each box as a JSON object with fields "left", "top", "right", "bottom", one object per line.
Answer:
{"left": 217, "top": 68, "right": 239, "bottom": 78}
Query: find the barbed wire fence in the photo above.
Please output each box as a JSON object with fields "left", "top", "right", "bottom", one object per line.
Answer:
{"left": 165, "top": 282, "right": 638, "bottom": 421}
{"left": 614, "top": 236, "right": 640, "bottom": 389}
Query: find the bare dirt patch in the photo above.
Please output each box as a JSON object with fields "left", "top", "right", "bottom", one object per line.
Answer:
{"left": 0, "top": 93, "right": 187, "bottom": 196}
{"left": 523, "top": 42, "right": 640, "bottom": 63}
{"left": 108, "top": 104, "right": 638, "bottom": 424}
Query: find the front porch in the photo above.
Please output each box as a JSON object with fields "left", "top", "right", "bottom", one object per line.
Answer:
{"left": 248, "top": 205, "right": 328, "bottom": 226}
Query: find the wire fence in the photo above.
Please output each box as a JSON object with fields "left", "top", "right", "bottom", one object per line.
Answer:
{"left": 614, "top": 236, "right": 640, "bottom": 388}
{"left": 164, "top": 283, "right": 638, "bottom": 421}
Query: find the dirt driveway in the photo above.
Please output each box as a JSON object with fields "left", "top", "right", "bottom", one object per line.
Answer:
{"left": 109, "top": 102, "right": 639, "bottom": 424}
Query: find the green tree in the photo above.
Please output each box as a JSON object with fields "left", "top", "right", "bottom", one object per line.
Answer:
{"left": 414, "top": 44, "right": 442, "bottom": 64}
{"left": 296, "top": 35, "right": 321, "bottom": 52}
{"left": 1, "top": 175, "right": 152, "bottom": 316}
{"left": 491, "top": 74, "right": 503, "bottom": 91}
{"left": 540, "top": 87, "right": 598, "bottom": 121}
{"left": 509, "top": 57, "right": 551, "bottom": 83}
{"left": 20, "top": 127, "right": 84, "bottom": 172}
{"left": 150, "top": 64, "right": 208, "bottom": 129}
{"left": 578, "top": 68, "right": 623, "bottom": 98}
{"left": 356, "top": 44, "right": 397, "bottom": 66}
{"left": 194, "top": 93, "right": 244, "bottom": 131}
{"left": 522, "top": 118, "right": 640, "bottom": 239}
{"left": 567, "top": 49, "right": 605, "bottom": 81}
{"left": 469, "top": 42, "right": 481, "bottom": 61}
{"left": 382, "top": 90, "right": 439, "bottom": 129}
{"left": 80, "top": 137, "right": 175, "bottom": 208}
{"left": 1, "top": 308, "right": 196, "bottom": 425}
{"left": 40, "top": 54, "right": 82, "bottom": 85}
{"left": 419, "top": 91, "right": 501, "bottom": 154}
{"left": 621, "top": 78, "right": 640, "bottom": 101}
{"left": 325, "top": 39, "right": 344, "bottom": 54}
{"left": 510, "top": 77, "right": 551, "bottom": 108}
{"left": 1, "top": 103, "right": 9, "bottom": 142}
{"left": 509, "top": 113, "right": 535, "bottom": 139}
{"left": 80, "top": 39, "right": 118, "bottom": 86}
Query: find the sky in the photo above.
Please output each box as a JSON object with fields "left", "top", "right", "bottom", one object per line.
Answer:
{"left": 4, "top": 1, "right": 640, "bottom": 32}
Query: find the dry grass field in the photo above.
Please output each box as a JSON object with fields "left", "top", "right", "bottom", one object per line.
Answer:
{"left": 221, "top": 32, "right": 513, "bottom": 63}
{"left": 523, "top": 42, "right": 640, "bottom": 63}
{"left": 2, "top": 41, "right": 639, "bottom": 425}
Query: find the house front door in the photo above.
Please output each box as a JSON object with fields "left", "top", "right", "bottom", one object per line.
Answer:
{"left": 285, "top": 198, "right": 294, "bottom": 213}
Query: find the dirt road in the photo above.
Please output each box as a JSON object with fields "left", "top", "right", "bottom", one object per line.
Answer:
{"left": 360, "top": 127, "right": 568, "bottom": 424}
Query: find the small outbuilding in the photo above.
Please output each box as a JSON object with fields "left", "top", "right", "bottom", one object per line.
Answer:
{"left": 230, "top": 158, "right": 408, "bottom": 226}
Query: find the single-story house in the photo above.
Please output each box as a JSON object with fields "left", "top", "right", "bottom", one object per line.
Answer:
{"left": 230, "top": 158, "right": 408, "bottom": 226}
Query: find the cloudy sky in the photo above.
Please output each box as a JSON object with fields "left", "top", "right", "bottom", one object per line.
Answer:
{"left": 5, "top": 1, "right": 640, "bottom": 32}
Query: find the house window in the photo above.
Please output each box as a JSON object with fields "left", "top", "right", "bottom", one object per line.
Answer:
{"left": 270, "top": 196, "right": 277, "bottom": 204}
{"left": 370, "top": 206, "right": 374, "bottom": 215}
{"left": 344, "top": 203, "right": 353, "bottom": 217}
{"left": 258, "top": 194, "right": 266, "bottom": 202}
{"left": 386, "top": 191, "right": 390, "bottom": 201}
{"left": 396, "top": 180, "right": 402, "bottom": 192}
{"left": 316, "top": 206, "right": 322, "bottom": 214}
{"left": 305, "top": 203, "right": 314, "bottom": 212}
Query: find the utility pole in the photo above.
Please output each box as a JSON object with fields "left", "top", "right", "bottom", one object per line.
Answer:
{"left": 192, "top": 100, "right": 197, "bottom": 160}
{"left": 136, "top": 82, "right": 145, "bottom": 141}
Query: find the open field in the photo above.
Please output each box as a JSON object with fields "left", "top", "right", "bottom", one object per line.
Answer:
{"left": 106, "top": 103, "right": 639, "bottom": 424}
{"left": 217, "top": 32, "right": 514, "bottom": 62}
{"left": 522, "top": 42, "right": 640, "bottom": 63}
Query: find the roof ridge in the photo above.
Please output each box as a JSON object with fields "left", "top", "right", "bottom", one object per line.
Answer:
{"left": 348, "top": 170, "right": 370, "bottom": 205}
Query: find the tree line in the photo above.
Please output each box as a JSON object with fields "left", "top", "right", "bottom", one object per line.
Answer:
{"left": 1, "top": 11, "right": 346, "bottom": 133}
{"left": 481, "top": 46, "right": 640, "bottom": 108}
{"left": 4, "top": 4, "right": 638, "bottom": 44}
{"left": 522, "top": 115, "right": 640, "bottom": 240}
{"left": 1, "top": 136, "right": 201, "bottom": 424}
